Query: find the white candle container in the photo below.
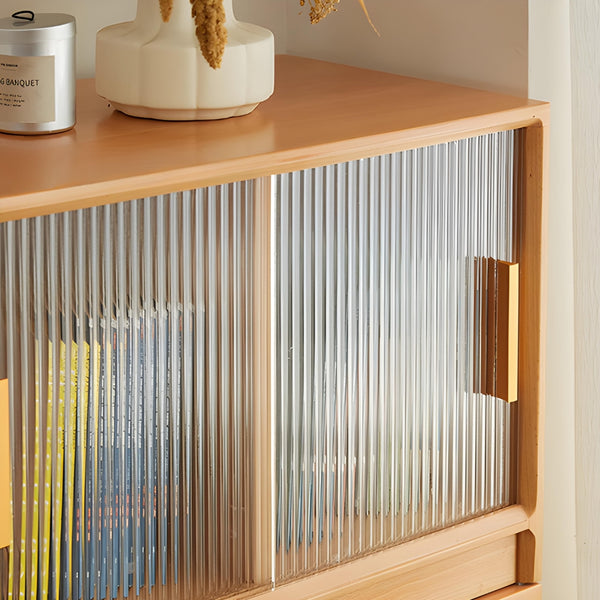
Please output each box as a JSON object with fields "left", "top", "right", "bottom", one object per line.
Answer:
{"left": 0, "top": 12, "right": 76, "bottom": 135}
{"left": 96, "top": 0, "right": 274, "bottom": 120}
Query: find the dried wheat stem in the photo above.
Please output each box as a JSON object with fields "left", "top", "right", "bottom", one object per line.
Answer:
{"left": 357, "top": 0, "right": 379, "bottom": 35}
{"left": 300, "top": 0, "right": 341, "bottom": 24}
{"left": 159, "top": 0, "right": 173, "bottom": 22}
{"left": 190, "top": 0, "right": 228, "bottom": 69}
{"left": 299, "top": 0, "right": 378, "bottom": 33}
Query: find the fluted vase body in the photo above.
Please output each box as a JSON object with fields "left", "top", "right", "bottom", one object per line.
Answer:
{"left": 96, "top": 0, "right": 274, "bottom": 120}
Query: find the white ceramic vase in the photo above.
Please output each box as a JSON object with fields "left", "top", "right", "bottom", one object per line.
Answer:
{"left": 95, "top": 0, "right": 274, "bottom": 120}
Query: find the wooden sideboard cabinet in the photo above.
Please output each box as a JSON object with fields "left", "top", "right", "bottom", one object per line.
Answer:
{"left": 0, "top": 56, "right": 547, "bottom": 600}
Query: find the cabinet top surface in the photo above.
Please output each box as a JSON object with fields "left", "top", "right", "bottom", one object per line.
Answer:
{"left": 0, "top": 55, "right": 548, "bottom": 221}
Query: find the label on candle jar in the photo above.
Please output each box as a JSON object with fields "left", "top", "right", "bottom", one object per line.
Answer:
{"left": 0, "top": 54, "right": 55, "bottom": 124}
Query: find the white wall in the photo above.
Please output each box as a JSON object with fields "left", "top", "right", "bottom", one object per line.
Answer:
{"left": 5, "top": 0, "right": 136, "bottom": 77}
{"left": 570, "top": 1, "right": 600, "bottom": 597}
{"left": 235, "top": 0, "right": 287, "bottom": 53}
{"left": 3, "top": 0, "right": 287, "bottom": 78}
{"left": 285, "top": 0, "right": 528, "bottom": 95}
{"left": 528, "top": 1, "right": 578, "bottom": 598}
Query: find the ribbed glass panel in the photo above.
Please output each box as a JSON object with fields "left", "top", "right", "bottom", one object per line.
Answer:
{"left": 273, "top": 130, "right": 519, "bottom": 581}
{"left": 2, "top": 128, "right": 522, "bottom": 599}
{"left": 0, "top": 185, "right": 256, "bottom": 600}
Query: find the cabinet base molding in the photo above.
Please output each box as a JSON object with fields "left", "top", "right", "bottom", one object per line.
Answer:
{"left": 254, "top": 536, "right": 516, "bottom": 600}
{"left": 246, "top": 506, "right": 530, "bottom": 600}
{"left": 478, "top": 584, "right": 542, "bottom": 599}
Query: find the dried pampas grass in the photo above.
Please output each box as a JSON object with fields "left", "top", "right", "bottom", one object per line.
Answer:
{"left": 158, "top": 0, "right": 227, "bottom": 69}
{"left": 190, "top": 0, "right": 228, "bottom": 69}
{"left": 299, "top": 0, "right": 378, "bottom": 33}
{"left": 159, "top": 0, "right": 173, "bottom": 22}
{"left": 299, "top": 0, "right": 340, "bottom": 24}
{"left": 157, "top": 0, "right": 376, "bottom": 70}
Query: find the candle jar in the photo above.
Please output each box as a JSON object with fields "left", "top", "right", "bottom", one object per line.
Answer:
{"left": 0, "top": 12, "right": 76, "bottom": 135}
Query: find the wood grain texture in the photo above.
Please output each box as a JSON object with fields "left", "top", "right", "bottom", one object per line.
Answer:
{"left": 0, "top": 55, "right": 549, "bottom": 223}
{"left": 495, "top": 261, "right": 520, "bottom": 404}
{"left": 478, "top": 584, "right": 542, "bottom": 599}
{"left": 251, "top": 536, "right": 516, "bottom": 600}
{"left": 0, "top": 380, "right": 10, "bottom": 548}
{"left": 515, "top": 123, "right": 548, "bottom": 583}
{"left": 243, "top": 507, "right": 527, "bottom": 600}
{"left": 482, "top": 260, "right": 520, "bottom": 403}
{"left": 571, "top": 2, "right": 600, "bottom": 598}
{"left": 321, "top": 537, "right": 516, "bottom": 600}
{"left": 252, "top": 176, "right": 272, "bottom": 585}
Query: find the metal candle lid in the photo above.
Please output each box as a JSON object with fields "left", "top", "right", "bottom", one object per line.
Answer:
{"left": 0, "top": 11, "right": 76, "bottom": 135}
{"left": 0, "top": 12, "right": 75, "bottom": 42}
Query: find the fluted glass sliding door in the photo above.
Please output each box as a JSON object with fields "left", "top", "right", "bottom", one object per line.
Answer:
{"left": 273, "top": 130, "right": 519, "bottom": 581}
{"left": 0, "top": 184, "right": 259, "bottom": 600}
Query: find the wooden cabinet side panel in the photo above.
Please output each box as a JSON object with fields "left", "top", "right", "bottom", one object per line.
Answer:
{"left": 516, "top": 122, "right": 548, "bottom": 583}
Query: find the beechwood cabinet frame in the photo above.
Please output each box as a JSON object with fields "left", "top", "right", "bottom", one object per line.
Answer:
{"left": 0, "top": 56, "right": 547, "bottom": 600}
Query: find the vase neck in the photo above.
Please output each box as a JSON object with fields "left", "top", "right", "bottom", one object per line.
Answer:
{"left": 221, "top": 0, "right": 235, "bottom": 22}
{"left": 136, "top": 0, "right": 236, "bottom": 32}
{"left": 186, "top": 0, "right": 236, "bottom": 22}
{"left": 139, "top": 0, "right": 235, "bottom": 23}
